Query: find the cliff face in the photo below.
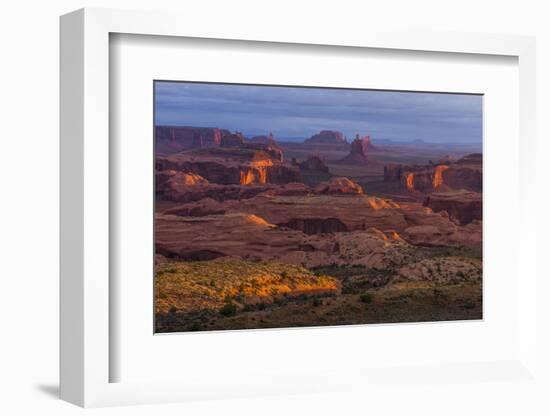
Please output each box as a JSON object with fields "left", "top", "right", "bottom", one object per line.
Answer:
{"left": 161, "top": 193, "right": 481, "bottom": 251}
{"left": 384, "top": 164, "right": 403, "bottom": 182}
{"left": 400, "top": 165, "right": 450, "bottom": 192}
{"left": 220, "top": 133, "right": 245, "bottom": 148}
{"left": 244, "top": 142, "right": 284, "bottom": 162}
{"left": 424, "top": 190, "right": 482, "bottom": 225}
{"left": 385, "top": 154, "right": 482, "bottom": 193}
{"left": 155, "top": 126, "right": 230, "bottom": 153}
{"left": 441, "top": 164, "right": 482, "bottom": 191}
{"left": 156, "top": 147, "right": 299, "bottom": 186}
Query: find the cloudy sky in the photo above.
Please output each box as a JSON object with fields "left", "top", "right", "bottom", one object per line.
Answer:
{"left": 155, "top": 81, "right": 482, "bottom": 144}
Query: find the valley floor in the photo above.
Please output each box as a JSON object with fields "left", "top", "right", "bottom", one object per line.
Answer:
{"left": 156, "top": 279, "right": 482, "bottom": 333}
{"left": 155, "top": 258, "right": 482, "bottom": 333}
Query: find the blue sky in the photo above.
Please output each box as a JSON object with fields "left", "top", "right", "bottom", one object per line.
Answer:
{"left": 155, "top": 81, "right": 482, "bottom": 143}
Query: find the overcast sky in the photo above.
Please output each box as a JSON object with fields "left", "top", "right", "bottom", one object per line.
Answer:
{"left": 154, "top": 81, "right": 482, "bottom": 143}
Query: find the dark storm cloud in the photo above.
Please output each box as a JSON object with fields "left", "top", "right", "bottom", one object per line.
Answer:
{"left": 154, "top": 81, "right": 482, "bottom": 143}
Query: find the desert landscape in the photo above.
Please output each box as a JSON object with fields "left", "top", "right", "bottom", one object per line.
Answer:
{"left": 154, "top": 83, "right": 482, "bottom": 333}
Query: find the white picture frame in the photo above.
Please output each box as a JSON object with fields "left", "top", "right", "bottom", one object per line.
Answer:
{"left": 60, "top": 7, "right": 538, "bottom": 408}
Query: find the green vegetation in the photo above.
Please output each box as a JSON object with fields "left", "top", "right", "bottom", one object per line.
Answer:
{"left": 359, "top": 292, "right": 373, "bottom": 304}
{"left": 156, "top": 280, "right": 482, "bottom": 333}
{"left": 219, "top": 302, "right": 238, "bottom": 317}
{"left": 155, "top": 259, "right": 339, "bottom": 314}
{"left": 416, "top": 245, "right": 482, "bottom": 260}
{"left": 311, "top": 264, "right": 395, "bottom": 294}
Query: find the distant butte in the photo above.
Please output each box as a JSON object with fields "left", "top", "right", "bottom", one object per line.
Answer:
{"left": 304, "top": 130, "right": 347, "bottom": 145}
{"left": 249, "top": 132, "right": 277, "bottom": 145}
{"left": 155, "top": 126, "right": 230, "bottom": 154}
{"left": 338, "top": 134, "right": 376, "bottom": 164}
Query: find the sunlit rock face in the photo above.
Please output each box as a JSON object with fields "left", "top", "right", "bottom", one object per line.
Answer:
{"left": 156, "top": 170, "right": 209, "bottom": 194}
{"left": 314, "top": 177, "right": 364, "bottom": 195}
{"left": 401, "top": 165, "right": 449, "bottom": 192}
{"left": 244, "top": 142, "right": 284, "bottom": 162}
{"left": 432, "top": 165, "right": 449, "bottom": 189}
{"left": 401, "top": 169, "right": 433, "bottom": 192}
{"left": 385, "top": 153, "right": 482, "bottom": 193}
{"left": 156, "top": 147, "right": 299, "bottom": 187}
{"left": 239, "top": 164, "right": 270, "bottom": 185}
{"left": 404, "top": 172, "right": 415, "bottom": 191}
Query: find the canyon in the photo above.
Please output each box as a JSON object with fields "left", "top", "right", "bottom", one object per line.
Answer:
{"left": 155, "top": 126, "right": 483, "bottom": 332}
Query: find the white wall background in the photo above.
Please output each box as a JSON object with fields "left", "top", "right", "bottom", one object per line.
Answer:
{"left": 1, "top": 0, "right": 548, "bottom": 415}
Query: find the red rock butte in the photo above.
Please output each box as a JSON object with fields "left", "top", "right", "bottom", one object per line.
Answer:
{"left": 338, "top": 134, "right": 376, "bottom": 164}
{"left": 304, "top": 130, "right": 347, "bottom": 145}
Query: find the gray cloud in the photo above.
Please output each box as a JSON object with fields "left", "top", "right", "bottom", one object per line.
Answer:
{"left": 154, "top": 81, "right": 482, "bottom": 143}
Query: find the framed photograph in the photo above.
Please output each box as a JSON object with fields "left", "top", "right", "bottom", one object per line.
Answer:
{"left": 60, "top": 8, "right": 539, "bottom": 408}
{"left": 152, "top": 81, "right": 484, "bottom": 334}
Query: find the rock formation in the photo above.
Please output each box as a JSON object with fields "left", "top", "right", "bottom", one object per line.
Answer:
{"left": 423, "top": 190, "right": 482, "bottom": 225}
{"left": 156, "top": 170, "right": 210, "bottom": 198}
{"left": 304, "top": 130, "right": 347, "bottom": 145}
{"left": 220, "top": 132, "right": 245, "bottom": 148}
{"left": 383, "top": 153, "right": 482, "bottom": 193}
{"left": 243, "top": 142, "right": 284, "bottom": 162}
{"left": 314, "top": 177, "right": 364, "bottom": 195}
{"left": 156, "top": 147, "right": 299, "bottom": 187}
{"left": 456, "top": 153, "right": 482, "bottom": 165}
{"left": 383, "top": 164, "right": 403, "bottom": 182}
{"left": 338, "top": 134, "right": 374, "bottom": 164}
{"left": 155, "top": 126, "right": 230, "bottom": 154}
{"left": 400, "top": 165, "right": 449, "bottom": 192}
{"left": 298, "top": 156, "right": 329, "bottom": 173}
{"left": 157, "top": 193, "right": 481, "bottom": 268}
{"left": 249, "top": 132, "right": 277, "bottom": 145}
{"left": 162, "top": 192, "right": 481, "bottom": 248}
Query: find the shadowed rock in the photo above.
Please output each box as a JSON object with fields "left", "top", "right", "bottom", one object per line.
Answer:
{"left": 156, "top": 147, "right": 299, "bottom": 186}
{"left": 162, "top": 193, "right": 481, "bottom": 249}
{"left": 338, "top": 134, "right": 376, "bottom": 164}
{"left": 298, "top": 155, "right": 329, "bottom": 173}
{"left": 155, "top": 126, "right": 229, "bottom": 153}
{"left": 304, "top": 130, "right": 347, "bottom": 145}
{"left": 383, "top": 154, "right": 482, "bottom": 193}
{"left": 423, "top": 190, "right": 482, "bottom": 225}
{"left": 220, "top": 133, "right": 245, "bottom": 148}
{"left": 279, "top": 218, "right": 349, "bottom": 234}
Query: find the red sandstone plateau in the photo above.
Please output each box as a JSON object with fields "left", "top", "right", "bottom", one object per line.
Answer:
{"left": 154, "top": 126, "right": 483, "bottom": 332}
{"left": 304, "top": 130, "right": 348, "bottom": 146}
{"left": 383, "top": 154, "right": 482, "bottom": 193}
